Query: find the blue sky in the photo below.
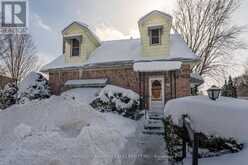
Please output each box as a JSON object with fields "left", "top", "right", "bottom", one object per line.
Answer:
{"left": 29, "top": 0, "right": 248, "bottom": 71}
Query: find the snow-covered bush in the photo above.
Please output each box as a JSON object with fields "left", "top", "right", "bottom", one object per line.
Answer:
{"left": 91, "top": 85, "right": 140, "bottom": 118}
{"left": 163, "top": 116, "right": 183, "bottom": 162}
{"left": 18, "top": 72, "right": 51, "bottom": 103}
{"left": 164, "top": 96, "right": 246, "bottom": 161}
{"left": 0, "top": 82, "right": 18, "bottom": 109}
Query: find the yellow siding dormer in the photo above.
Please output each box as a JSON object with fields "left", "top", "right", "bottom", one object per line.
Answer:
{"left": 138, "top": 10, "right": 172, "bottom": 58}
{"left": 62, "top": 22, "right": 100, "bottom": 65}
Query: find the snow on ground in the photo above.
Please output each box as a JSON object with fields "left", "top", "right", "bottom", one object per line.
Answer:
{"left": 164, "top": 96, "right": 248, "bottom": 165}
{"left": 0, "top": 88, "right": 138, "bottom": 165}
{"left": 165, "top": 96, "right": 248, "bottom": 141}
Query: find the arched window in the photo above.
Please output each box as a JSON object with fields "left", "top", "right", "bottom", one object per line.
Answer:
{"left": 71, "top": 39, "right": 80, "bottom": 56}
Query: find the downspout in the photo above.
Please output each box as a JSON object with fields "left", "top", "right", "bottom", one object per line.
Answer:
{"left": 139, "top": 72, "right": 142, "bottom": 110}
{"left": 174, "top": 71, "right": 177, "bottom": 98}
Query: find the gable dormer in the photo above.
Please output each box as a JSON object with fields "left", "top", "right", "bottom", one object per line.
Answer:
{"left": 138, "top": 10, "right": 172, "bottom": 58}
{"left": 62, "top": 22, "right": 100, "bottom": 64}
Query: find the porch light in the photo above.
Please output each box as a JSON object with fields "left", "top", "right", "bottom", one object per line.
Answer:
{"left": 207, "top": 85, "right": 221, "bottom": 101}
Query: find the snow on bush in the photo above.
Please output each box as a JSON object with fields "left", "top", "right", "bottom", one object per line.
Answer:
{"left": 0, "top": 82, "right": 18, "bottom": 109}
{"left": 164, "top": 96, "right": 248, "bottom": 142}
{"left": 0, "top": 88, "right": 138, "bottom": 165}
{"left": 18, "top": 71, "right": 51, "bottom": 103}
{"left": 91, "top": 85, "right": 140, "bottom": 117}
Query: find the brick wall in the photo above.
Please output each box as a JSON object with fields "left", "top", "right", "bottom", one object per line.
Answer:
{"left": 81, "top": 67, "right": 140, "bottom": 93}
{"left": 0, "top": 75, "right": 13, "bottom": 89}
{"left": 49, "top": 70, "right": 80, "bottom": 95}
{"left": 48, "top": 64, "right": 191, "bottom": 103}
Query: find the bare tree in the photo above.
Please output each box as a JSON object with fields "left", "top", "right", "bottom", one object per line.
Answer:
{"left": 0, "top": 65, "right": 6, "bottom": 75}
{"left": 0, "top": 34, "right": 38, "bottom": 82}
{"left": 174, "top": 0, "right": 246, "bottom": 83}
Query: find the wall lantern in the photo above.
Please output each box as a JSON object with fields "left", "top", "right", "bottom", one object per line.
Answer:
{"left": 207, "top": 85, "right": 221, "bottom": 101}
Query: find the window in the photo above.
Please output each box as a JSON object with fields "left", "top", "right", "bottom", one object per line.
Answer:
{"left": 149, "top": 27, "right": 162, "bottom": 45}
{"left": 71, "top": 39, "right": 80, "bottom": 56}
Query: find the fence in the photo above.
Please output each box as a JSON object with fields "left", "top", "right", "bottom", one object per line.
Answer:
{"left": 182, "top": 115, "right": 200, "bottom": 165}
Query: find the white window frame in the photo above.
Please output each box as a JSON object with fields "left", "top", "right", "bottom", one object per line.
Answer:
{"left": 149, "top": 27, "right": 162, "bottom": 46}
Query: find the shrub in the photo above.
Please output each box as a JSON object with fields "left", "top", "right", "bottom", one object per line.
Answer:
{"left": 0, "top": 82, "right": 18, "bottom": 109}
{"left": 18, "top": 72, "right": 51, "bottom": 103}
{"left": 90, "top": 85, "right": 140, "bottom": 119}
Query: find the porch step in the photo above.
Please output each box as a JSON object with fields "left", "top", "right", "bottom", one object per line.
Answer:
{"left": 142, "top": 130, "right": 165, "bottom": 136}
{"left": 148, "top": 116, "right": 164, "bottom": 120}
{"left": 144, "top": 120, "right": 163, "bottom": 130}
{"left": 144, "top": 126, "right": 163, "bottom": 130}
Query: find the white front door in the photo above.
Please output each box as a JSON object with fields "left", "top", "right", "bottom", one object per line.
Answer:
{"left": 149, "top": 77, "right": 164, "bottom": 110}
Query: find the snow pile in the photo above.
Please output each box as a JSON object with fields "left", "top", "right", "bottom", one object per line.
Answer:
{"left": 18, "top": 72, "right": 50, "bottom": 103}
{"left": 0, "top": 88, "right": 137, "bottom": 165}
{"left": 91, "top": 85, "right": 140, "bottom": 115}
{"left": 164, "top": 96, "right": 248, "bottom": 142}
{"left": 14, "top": 123, "right": 32, "bottom": 140}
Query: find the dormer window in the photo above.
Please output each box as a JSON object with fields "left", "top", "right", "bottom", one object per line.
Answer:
{"left": 148, "top": 26, "right": 163, "bottom": 45}
{"left": 71, "top": 39, "right": 80, "bottom": 56}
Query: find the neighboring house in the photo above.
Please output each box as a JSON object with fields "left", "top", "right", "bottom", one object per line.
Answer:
{"left": 41, "top": 10, "right": 201, "bottom": 109}
{"left": 0, "top": 75, "right": 13, "bottom": 89}
{"left": 234, "top": 73, "right": 248, "bottom": 98}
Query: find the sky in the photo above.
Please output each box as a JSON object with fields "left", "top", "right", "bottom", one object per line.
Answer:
{"left": 28, "top": 0, "right": 248, "bottom": 75}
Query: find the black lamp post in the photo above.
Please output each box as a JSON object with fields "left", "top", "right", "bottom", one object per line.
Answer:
{"left": 207, "top": 85, "right": 221, "bottom": 101}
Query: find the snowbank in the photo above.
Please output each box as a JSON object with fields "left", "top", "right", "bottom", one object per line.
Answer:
{"left": 164, "top": 96, "right": 248, "bottom": 142}
{"left": 0, "top": 88, "right": 137, "bottom": 165}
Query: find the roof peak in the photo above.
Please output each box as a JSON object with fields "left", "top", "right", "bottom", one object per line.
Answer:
{"left": 62, "top": 21, "right": 101, "bottom": 44}
{"left": 138, "top": 10, "right": 173, "bottom": 24}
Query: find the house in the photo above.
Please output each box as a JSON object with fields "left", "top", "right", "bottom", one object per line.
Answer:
{"left": 41, "top": 10, "right": 201, "bottom": 110}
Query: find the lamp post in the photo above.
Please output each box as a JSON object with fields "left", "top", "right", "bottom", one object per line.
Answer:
{"left": 207, "top": 85, "right": 221, "bottom": 101}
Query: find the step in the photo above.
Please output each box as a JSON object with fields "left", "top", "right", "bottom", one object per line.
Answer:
{"left": 144, "top": 126, "right": 163, "bottom": 130}
{"left": 148, "top": 116, "right": 164, "bottom": 120}
{"left": 142, "top": 130, "right": 165, "bottom": 136}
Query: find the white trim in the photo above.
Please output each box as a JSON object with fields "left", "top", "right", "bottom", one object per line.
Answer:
{"left": 149, "top": 76, "right": 165, "bottom": 110}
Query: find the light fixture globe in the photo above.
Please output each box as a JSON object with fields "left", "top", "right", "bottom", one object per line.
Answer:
{"left": 207, "top": 85, "right": 221, "bottom": 101}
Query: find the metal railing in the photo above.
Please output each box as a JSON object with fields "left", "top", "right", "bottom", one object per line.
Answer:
{"left": 182, "top": 115, "right": 200, "bottom": 165}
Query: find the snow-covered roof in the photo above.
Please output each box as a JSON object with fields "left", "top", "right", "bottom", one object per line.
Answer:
{"left": 138, "top": 10, "right": 173, "bottom": 25}
{"left": 41, "top": 55, "right": 85, "bottom": 71}
{"left": 65, "top": 79, "right": 108, "bottom": 87}
{"left": 133, "top": 61, "right": 182, "bottom": 72}
{"left": 41, "top": 33, "right": 199, "bottom": 72}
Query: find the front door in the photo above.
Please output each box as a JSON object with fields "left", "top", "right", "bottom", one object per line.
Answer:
{"left": 149, "top": 77, "right": 164, "bottom": 110}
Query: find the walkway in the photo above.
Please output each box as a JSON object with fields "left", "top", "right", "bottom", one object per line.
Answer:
{"left": 119, "top": 110, "right": 169, "bottom": 165}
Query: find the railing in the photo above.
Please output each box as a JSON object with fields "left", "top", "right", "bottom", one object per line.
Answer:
{"left": 182, "top": 115, "right": 200, "bottom": 165}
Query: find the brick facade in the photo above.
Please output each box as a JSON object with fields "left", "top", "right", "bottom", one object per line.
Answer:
{"left": 48, "top": 64, "right": 191, "bottom": 107}
{"left": 0, "top": 75, "right": 13, "bottom": 89}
